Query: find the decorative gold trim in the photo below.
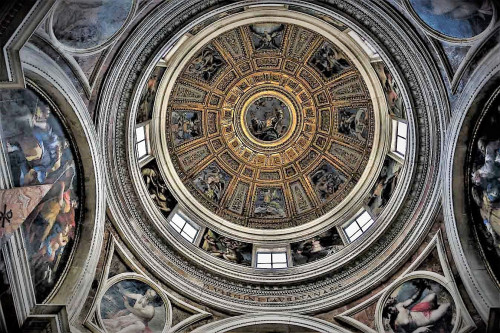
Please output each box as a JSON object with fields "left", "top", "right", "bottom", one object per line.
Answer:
{"left": 153, "top": 9, "right": 388, "bottom": 240}
{"left": 239, "top": 91, "right": 297, "bottom": 147}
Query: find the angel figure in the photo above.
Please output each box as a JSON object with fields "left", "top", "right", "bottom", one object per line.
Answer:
{"left": 249, "top": 24, "right": 284, "bottom": 50}
{"left": 187, "top": 47, "right": 224, "bottom": 81}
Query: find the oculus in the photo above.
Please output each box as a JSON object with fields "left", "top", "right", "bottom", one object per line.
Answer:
{"left": 52, "top": 0, "right": 134, "bottom": 50}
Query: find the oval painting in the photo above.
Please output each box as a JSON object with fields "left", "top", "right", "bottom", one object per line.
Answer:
{"left": 52, "top": 0, "right": 134, "bottom": 50}
{"left": 408, "top": 0, "right": 494, "bottom": 39}
{"left": 0, "top": 88, "right": 81, "bottom": 302}
{"left": 381, "top": 278, "right": 456, "bottom": 333}
{"left": 469, "top": 91, "right": 500, "bottom": 282}
{"left": 100, "top": 279, "right": 167, "bottom": 333}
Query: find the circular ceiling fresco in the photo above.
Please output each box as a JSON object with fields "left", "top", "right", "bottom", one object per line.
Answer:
{"left": 162, "top": 22, "right": 375, "bottom": 229}
{"left": 51, "top": 0, "right": 134, "bottom": 51}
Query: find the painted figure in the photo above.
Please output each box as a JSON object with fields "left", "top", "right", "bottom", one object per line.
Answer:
{"left": 6, "top": 103, "right": 71, "bottom": 186}
{"left": 310, "top": 162, "right": 345, "bottom": 202}
{"left": 52, "top": 0, "right": 133, "bottom": 49}
{"left": 409, "top": 0, "right": 493, "bottom": 38}
{"left": 310, "top": 43, "right": 350, "bottom": 78}
{"left": 139, "top": 73, "right": 157, "bottom": 119}
{"left": 249, "top": 24, "right": 284, "bottom": 50}
{"left": 471, "top": 136, "right": 500, "bottom": 257}
{"left": 291, "top": 228, "right": 344, "bottom": 265}
{"left": 338, "top": 108, "right": 367, "bottom": 141}
{"left": 193, "top": 163, "right": 230, "bottom": 204}
{"left": 367, "top": 158, "right": 401, "bottom": 216}
{"left": 101, "top": 280, "right": 166, "bottom": 333}
{"left": 373, "top": 63, "right": 404, "bottom": 118}
{"left": 137, "top": 67, "right": 166, "bottom": 123}
{"left": 0, "top": 89, "right": 80, "bottom": 302}
{"left": 24, "top": 166, "right": 78, "bottom": 287}
{"left": 103, "top": 288, "right": 156, "bottom": 333}
{"left": 142, "top": 165, "right": 176, "bottom": 216}
{"left": 187, "top": 46, "right": 224, "bottom": 81}
{"left": 254, "top": 188, "right": 287, "bottom": 218}
{"left": 30, "top": 176, "right": 78, "bottom": 265}
{"left": 171, "top": 111, "right": 202, "bottom": 146}
{"left": 246, "top": 96, "right": 290, "bottom": 142}
{"left": 382, "top": 279, "right": 454, "bottom": 333}
{"left": 249, "top": 109, "right": 286, "bottom": 141}
{"left": 201, "top": 230, "right": 252, "bottom": 265}
{"left": 423, "top": 0, "right": 492, "bottom": 20}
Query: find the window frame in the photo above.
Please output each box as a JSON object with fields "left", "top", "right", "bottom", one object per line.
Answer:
{"left": 255, "top": 251, "right": 288, "bottom": 269}
{"left": 343, "top": 210, "right": 375, "bottom": 243}
{"left": 135, "top": 121, "right": 151, "bottom": 161}
{"left": 168, "top": 211, "right": 199, "bottom": 244}
{"left": 391, "top": 119, "right": 407, "bottom": 159}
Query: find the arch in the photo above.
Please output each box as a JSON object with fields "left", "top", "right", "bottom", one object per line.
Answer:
{"left": 442, "top": 41, "right": 500, "bottom": 320}
{"left": 97, "top": 0, "right": 447, "bottom": 314}
{"left": 19, "top": 42, "right": 106, "bottom": 322}
{"left": 191, "top": 313, "right": 351, "bottom": 333}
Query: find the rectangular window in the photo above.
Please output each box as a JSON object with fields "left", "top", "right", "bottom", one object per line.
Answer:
{"left": 256, "top": 252, "right": 288, "bottom": 269}
{"left": 343, "top": 210, "right": 374, "bottom": 242}
{"left": 136, "top": 124, "right": 150, "bottom": 160}
{"left": 169, "top": 213, "right": 198, "bottom": 243}
{"left": 392, "top": 119, "right": 407, "bottom": 158}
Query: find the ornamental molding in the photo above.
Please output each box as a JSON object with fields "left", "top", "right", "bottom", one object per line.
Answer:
{"left": 191, "top": 312, "right": 351, "bottom": 333}
{"left": 99, "top": 0, "right": 446, "bottom": 313}
{"left": 20, "top": 42, "right": 107, "bottom": 324}
{"left": 442, "top": 42, "right": 500, "bottom": 321}
{"left": 0, "top": 0, "right": 56, "bottom": 88}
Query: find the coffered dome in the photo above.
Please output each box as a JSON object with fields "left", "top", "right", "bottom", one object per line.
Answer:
{"left": 3, "top": 0, "right": 500, "bottom": 331}
{"left": 154, "top": 14, "right": 386, "bottom": 239}
{"left": 159, "top": 21, "right": 377, "bottom": 230}
{"left": 100, "top": 0, "right": 443, "bottom": 315}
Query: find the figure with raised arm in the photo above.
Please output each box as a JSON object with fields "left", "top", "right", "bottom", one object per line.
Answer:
{"left": 102, "top": 286, "right": 157, "bottom": 333}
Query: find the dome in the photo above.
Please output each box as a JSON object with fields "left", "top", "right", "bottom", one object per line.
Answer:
{"left": 114, "top": 3, "right": 421, "bottom": 308}
{"left": 1, "top": 0, "right": 498, "bottom": 331}
{"left": 155, "top": 17, "right": 384, "bottom": 235}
